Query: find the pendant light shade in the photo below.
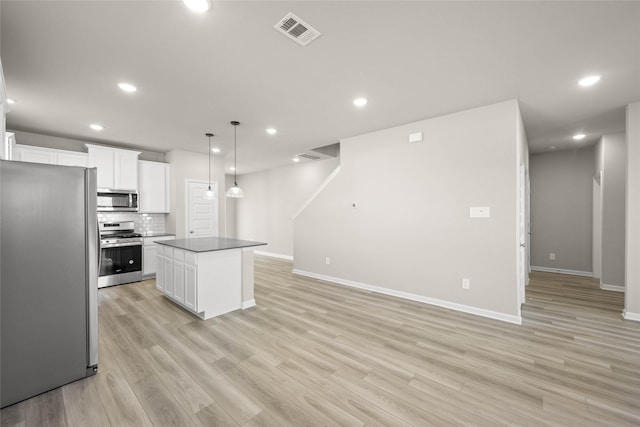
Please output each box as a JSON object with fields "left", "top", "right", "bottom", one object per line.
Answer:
{"left": 226, "top": 121, "right": 244, "bottom": 198}
{"left": 205, "top": 133, "right": 215, "bottom": 200}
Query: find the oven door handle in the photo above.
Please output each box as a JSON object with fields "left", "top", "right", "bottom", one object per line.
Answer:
{"left": 101, "top": 242, "right": 143, "bottom": 248}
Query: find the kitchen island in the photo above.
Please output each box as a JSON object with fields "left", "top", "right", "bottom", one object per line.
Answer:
{"left": 155, "top": 237, "right": 266, "bottom": 320}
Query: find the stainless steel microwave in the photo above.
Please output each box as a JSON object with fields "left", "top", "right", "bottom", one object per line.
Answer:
{"left": 97, "top": 189, "right": 138, "bottom": 212}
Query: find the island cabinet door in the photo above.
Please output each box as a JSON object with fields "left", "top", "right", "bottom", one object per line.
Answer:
{"left": 164, "top": 249, "right": 174, "bottom": 298}
{"left": 184, "top": 254, "right": 197, "bottom": 311}
{"left": 173, "top": 250, "right": 185, "bottom": 304}
{"left": 155, "top": 244, "right": 165, "bottom": 293}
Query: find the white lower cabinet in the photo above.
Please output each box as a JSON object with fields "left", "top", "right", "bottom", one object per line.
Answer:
{"left": 163, "top": 248, "right": 174, "bottom": 298}
{"left": 155, "top": 249, "right": 164, "bottom": 292}
{"left": 184, "top": 263, "right": 197, "bottom": 311}
{"left": 155, "top": 244, "right": 241, "bottom": 319}
{"left": 144, "top": 235, "right": 175, "bottom": 278}
{"left": 144, "top": 245, "right": 156, "bottom": 277}
{"left": 173, "top": 250, "right": 185, "bottom": 303}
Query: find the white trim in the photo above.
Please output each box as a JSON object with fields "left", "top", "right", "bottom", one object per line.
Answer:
{"left": 530, "top": 266, "right": 593, "bottom": 277}
{"left": 254, "top": 250, "right": 293, "bottom": 261}
{"left": 623, "top": 310, "right": 640, "bottom": 322}
{"left": 241, "top": 299, "right": 256, "bottom": 309}
{"left": 290, "top": 165, "right": 341, "bottom": 220}
{"left": 292, "top": 269, "right": 522, "bottom": 325}
{"left": 600, "top": 283, "right": 625, "bottom": 292}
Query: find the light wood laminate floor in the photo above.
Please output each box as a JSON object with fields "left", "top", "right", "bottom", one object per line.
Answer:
{"left": 2, "top": 257, "right": 639, "bottom": 426}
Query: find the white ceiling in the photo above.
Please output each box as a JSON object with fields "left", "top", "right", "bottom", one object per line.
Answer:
{"left": 2, "top": 1, "right": 639, "bottom": 174}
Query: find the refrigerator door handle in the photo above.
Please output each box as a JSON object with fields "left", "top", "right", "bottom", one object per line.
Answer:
{"left": 86, "top": 168, "right": 99, "bottom": 373}
{"left": 98, "top": 221, "right": 101, "bottom": 273}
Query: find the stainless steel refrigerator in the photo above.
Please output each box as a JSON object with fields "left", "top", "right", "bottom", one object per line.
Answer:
{"left": 1, "top": 160, "right": 99, "bottom": 408}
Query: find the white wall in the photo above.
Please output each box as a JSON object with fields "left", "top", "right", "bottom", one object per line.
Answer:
{"left": 529, "top": 147, "right": 595, "bottom": 273}
{"left": 625, "top": 102, "right": 640, "bottom": 320}
{"left": 224, "top": 175, "right": 237, "bottom": 239}
{"left": 165, "top": 149, "right": 226, "bottom": 239}
{"left": 593, "top": 173, "right": 602, "bottom": 279}
{"left": 235, "top": 158, "right": 340, "bottom": 258}
{"left": 516, "top": 103, "right": 530, "bottom": 306}
{"left": 601, "top": 133, "right": 626, "bottom": 288}
{"left": 293, "top": 100, "right": 522, "bottom": 323}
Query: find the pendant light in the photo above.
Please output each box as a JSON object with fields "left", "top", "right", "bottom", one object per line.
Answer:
{"left": 205, "top": 133, "right": 215, "bottom": 200}
{"left": 226, "top": 121, "right": 244, "bottom": 198}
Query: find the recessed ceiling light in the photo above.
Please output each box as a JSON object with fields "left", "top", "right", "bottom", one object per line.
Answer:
{"left": 293, "top": 157, "right": 300, "bottom": 163}
{"left": 230, "top": 167, "right": 236, "bottom": 171}
{"left": 117, "top": 82, "right": 137, "bottom": 93}
{"left": 578, "top": 75, "right": 601, "bottom": 87}
{"left": 183, "top": 0, "right": 210, "bottom": 13}
{"left": 573, "top": 133, "right": 586, "bottom": 140}
{"left": 266, "top": 128, "right": 277, "bottom": 135}
{"left": 212, "top": 147, "right": 221, "bottom": 153}
{"left": 353, "top": 97, "right": 367, "bottom": 107}
{"left": 90, "top": 123, "right": 104, "bottom": 131}
{"left": 7, "top": 98, "right": 15, "bottom": 105}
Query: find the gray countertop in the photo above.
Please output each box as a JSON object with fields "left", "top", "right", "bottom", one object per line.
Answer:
{"left": 141, "top": 233, "right": 176, "bottom": 238}
{"left": 155, "top": 237, "right": 266, "bottom": 253}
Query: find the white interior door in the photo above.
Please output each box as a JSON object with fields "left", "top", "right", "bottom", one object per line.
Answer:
{"left": 186, "top": 180, "right": 218, "bottom": 238}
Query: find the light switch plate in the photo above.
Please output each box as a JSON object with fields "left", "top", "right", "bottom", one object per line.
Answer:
{"left": 470, "top": 207, "right": 490, "bottom": 218}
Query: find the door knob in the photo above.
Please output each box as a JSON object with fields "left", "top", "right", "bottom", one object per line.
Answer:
{"left": 190, "top": 230, "right": 194, "bottom": 234}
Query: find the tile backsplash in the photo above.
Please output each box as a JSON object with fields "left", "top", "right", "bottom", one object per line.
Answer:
{"left": 97, "top": 212, "right": 167, "bottom": 235}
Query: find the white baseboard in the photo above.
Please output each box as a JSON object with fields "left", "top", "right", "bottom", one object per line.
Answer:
{"left": 254, "top": 250, "right": 293, "bottom": 261}
{"left": 623, "top": 310, "right": 640, "bottom": 322}
{"left": 241, "top": 299, "right": 256, "bottom": 309}
{"left": 292, "top": 269, "right": 522, "bottom": 325}
{"left": 530, "top": 266, "right": 593, "bottom": 277}
{"left": 600, "top": 283, "right": 625, "bottom": 292}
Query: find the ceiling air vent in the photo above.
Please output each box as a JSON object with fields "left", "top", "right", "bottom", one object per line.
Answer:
{"left": 274, "top": 12, "right": 321, "bottom": 46}
{"left": 296, "top": 153, "right": 322, "bottom": 161}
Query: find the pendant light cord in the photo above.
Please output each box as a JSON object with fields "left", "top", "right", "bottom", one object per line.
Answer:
{"left": 234, "top": 124, "right": 238, "bottom": 186}
{"left": 205, "top": 132, "right": 214, "bottom": 193}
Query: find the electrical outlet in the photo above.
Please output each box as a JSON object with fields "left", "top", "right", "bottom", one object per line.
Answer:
{"left": 351, "top": 201, "right": 358, "bottom": 209}
{"left": 549, "top": 253, "right": 556, "bottom": 260}
{"left": 462, "top": 278, "right": 470, "bottom": 289}
{"left": 469, "top": 207, "right": 490, "bottom": 218}
{"left": 325, "top": 257, "right": 331, "bottom": 265}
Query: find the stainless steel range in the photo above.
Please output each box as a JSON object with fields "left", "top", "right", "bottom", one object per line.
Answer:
{"left": 99, "top": 221, "right": 142, "bottom": 288}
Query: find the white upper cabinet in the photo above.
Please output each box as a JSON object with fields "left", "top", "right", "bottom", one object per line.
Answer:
{"left": 86, "top": 144, "right": 140, "bottom": 190}
{"left": 88, "top": 145, "right": 114, "bottom": 188}
{"left": 57, "top": 151, "right": 89, "bottom": 167}
{"left": 13, "top": 144, "right": 88, "bottom": 167}
{"left": 138, "top": 160, "right": 170, "bottom": 213}
{"left": 114, "top": 150, "right": 139, "bottom": 190}
{"left": 15, "top": 145, "right": 57, "bottom": 164}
